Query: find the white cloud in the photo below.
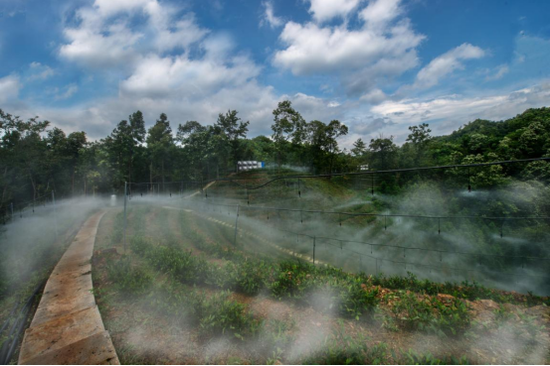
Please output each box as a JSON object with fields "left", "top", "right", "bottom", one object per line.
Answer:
{"left": 485, "top": 64, "right": 509, "bottom": 81}
{"left": 59, "top": 0, "right": 208, "bottom": 68}
{"left": 413, "top": 43, "right": 486, "bottom": 89}
{"left": 360, "top": 88, "right": 387, "bottom": 104}
{"left": 144, "top": 1, "right": 208, "bottom": 52}
{"left": 59, "top": 11, "right": 143, "bottom": 67}
{"left": 370, "top": 81, "right": 550, "bottom": 139}
{"left": 308, "top": 0, "right": 363, "bottom": 22}
{"left": 260, "top": 1, "right": 283, "bottom": 29}
{"left": 54, "top": 84, "right": 78, "bottom": 100}
{"left": 51, "top": 0, "right": 289, "bottom": 139}
{"left": 119, "top": 52, "right": 260, "bottom": 99}
{"left": 359, "top": 0, "right": 401, "bottom": 30}
{"left": 0, "top": 75, "right": 20, "bottom": 103}
{"left": 93, "top": 0, "right": 152, "bottom": 17}
{"left": 28, "top": 62, "right": 54, "bottom": 81}
{"left": 273, "top": 0, "right": 425, "bottom": 95}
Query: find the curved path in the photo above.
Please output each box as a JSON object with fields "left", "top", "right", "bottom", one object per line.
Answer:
{"left": 18, "top": 211, "right": 119, "bottom": 365}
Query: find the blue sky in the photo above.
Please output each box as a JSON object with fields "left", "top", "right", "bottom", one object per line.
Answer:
{"left": 0, "top": 0, "right": 549, "bottom": 146}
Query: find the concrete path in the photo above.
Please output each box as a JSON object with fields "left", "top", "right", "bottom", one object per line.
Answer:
{"left": 18, "top": 211, "right": 119, "bottom": 365}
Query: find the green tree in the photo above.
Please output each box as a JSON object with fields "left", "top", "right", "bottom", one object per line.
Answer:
{"left": 147, "top": 113, "right": 173, "bottom": 191}
{"left": 405, "top": 123, "right": 432, "bottom": 165}
{"left": 368, "top": 135, "right": 398, "bottom": 170}
{"left": 215, "top": 110, "right": 249, "bottom": 169}
{"left": 105, "top": 111, "right": 146, "bottom": 191}
{"left": 351, "top": 138, "right": 367, "bottom": 157}
{"left": 271, "top": 100, "right": 307, "bottom": 167}
{"left": 307, "top": 119, "right": 348, "bottom": 174}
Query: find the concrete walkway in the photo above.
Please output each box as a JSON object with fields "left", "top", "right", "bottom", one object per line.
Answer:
{"left": 18, "top": 211, "right": 119, "bottom": 365}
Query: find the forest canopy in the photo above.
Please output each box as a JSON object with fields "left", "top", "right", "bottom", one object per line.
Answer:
{"left": 1, "top": 104, "right": 549, "bottom": 211}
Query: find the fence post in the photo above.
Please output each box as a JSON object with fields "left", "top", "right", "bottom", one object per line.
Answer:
{"left": 123, "top": 181, "right": 128, "bottom": 253}
{"left": 312, "top": 236, "right": 316, "bottom": 264}
{"left": 233, "top": 204, "right": 240, "bottom": 247}
{"left": 52, "top": 191, "right": 58, "bottom": 237}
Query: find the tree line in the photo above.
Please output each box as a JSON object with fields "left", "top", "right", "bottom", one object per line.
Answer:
{"left": 1, "top": 103, "right": 549, "bottom": 213}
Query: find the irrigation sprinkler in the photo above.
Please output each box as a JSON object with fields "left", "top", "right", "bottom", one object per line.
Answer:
{"left": 233, "top": 204, "right": 240, "bottom": 247}
{"left": 123, "top": 181, "right": 128, "bottom": 253}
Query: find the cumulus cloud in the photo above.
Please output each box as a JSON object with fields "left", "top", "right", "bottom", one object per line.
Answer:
{"left": 260, "top": 1, "right": 283, "bottom": 29}
{"left": 413, "top": 43, "right": 486, "bottom": 89}
{"left": 59, "top": 0, "right": 207, "bottom": 68}
{"left": 273, "top": 0, "right": 425, "bottom": 95}
{"left": 359, "top": 0, "right": 401, "bottom": 30}
{"left": 119, "top": 52, "right": 260, "bottom": 99}
{"left": 53, "top": 0, "right": 283, "bottom": 138}
{"left": 308, "top": 0, "right": 363, "bottom": 22}
{"left": 59, "top": 10, "right": 144, "bottom": 68}
{"left": 0, "top": 75, "right": 20, "bottom": 103}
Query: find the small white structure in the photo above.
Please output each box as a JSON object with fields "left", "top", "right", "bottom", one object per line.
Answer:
{"left": 237, "top": 161, "right": 264, "bottom": 172}
{"left": 359, "top": 164, "right": 369, "bottom": 171}
{"left": 110, "top": 195, "right": 117, "bottom": 207}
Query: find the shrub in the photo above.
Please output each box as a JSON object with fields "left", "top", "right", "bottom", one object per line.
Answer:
{"left": 401, "top": 349, "right": 470, "bottom": 365}
{"left": 131, "top": 236, "right": 210, "bottom": 285}
{"left": 233, "top": 259, "right": 270, "bottom": 295}
{"left": 302, "top": 335, "right": 387, "bottom": 365}
{"left": 106, "top": 257, "right": 153, "bottom": 296}
{"left": 196, "top": 291, "right": 260, "bottom": 340}
{"left": 270, "top": 260, "right": 316, "bottom": 298}
{"left": 332, "top": 278, "right": 379, "bottom": 319}
{"left": 389, "top": 291, "right": 471, "bottom": 336}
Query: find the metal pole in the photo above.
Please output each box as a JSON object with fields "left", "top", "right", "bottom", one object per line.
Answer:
{"left": 10, "top": 202, "right": 13, "bottom": 218}
{"left": 312, "top": 236, "right": 316, "bottom": 264}
{"left": 233, "top": 204, "right": 240, "bottom": 247}
{"left": 123, "top": 181, "right": 128, "bottom": 253}
{"left": 52, "top": 191, "right": 58, "bottom": 237}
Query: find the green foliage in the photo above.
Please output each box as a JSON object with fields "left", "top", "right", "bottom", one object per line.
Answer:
{"left": 302, "top": 334, "right": 387, "bottom": 365}
{"left": 270, "top": 261, "right": 379, "bottom": 318}
{"left": 131, "top": 236, "right": 209, "bottom": 285}
{"left": 145, "top": 281, "right": 259, "bottom": 341}
{"left": 0, "top": 271, "right": 7, "bottom": 298}
{"left": 401, "top": 349, "right": 470, "bottom": 365}
{"left": 195, "top": 290, "right": 260, "bottom": 340}
{"left": 388, "top": 291, "right": 471, "bottom": 336}
{"left": 106, "top": 257, "right": 153, "bottom": 296}
{"left": 366, "top": 271, "right": 548, "bottom": 306}
{"left": 231, "top": 259, "right": 270, "bottom": 295}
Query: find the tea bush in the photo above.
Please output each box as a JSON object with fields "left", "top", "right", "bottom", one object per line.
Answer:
{"left": 196, "top": 290, "right": 260, "bottom": 340}
{"left": 389, "top": 291, "right": 471, "bottom": 336}
{"left": 401, "top": 349, "right": 470, "bottom": 365}
{"left": 302, "top": 335, "right": 387, "bottom": 364}
{"left": 106, "top": 257, "right": 153, "bottom": 296}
